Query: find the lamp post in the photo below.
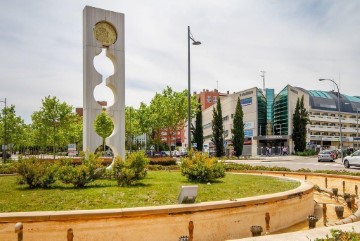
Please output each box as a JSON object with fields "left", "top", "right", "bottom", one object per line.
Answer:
{"left": 187, "top": 26, "right": 201, "bottom": 150}
{"left": 319, "top": 79, "right": 343, "bottom": 161}
{"left": 357, "top": 108, "right": 359, "bottom": 150}
{"left": 0, "top": 98, "right": 7, "bottom": 162}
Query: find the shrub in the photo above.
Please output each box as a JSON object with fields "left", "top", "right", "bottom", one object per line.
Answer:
{"left": 16, "top": 157, "right": 57, "bottom": 188}
{"left": 315, "top": 228, "right": 360, "bottom": 241}
{"left": 0, "top": 163, "right": 17, "bottom": 174}
{"left": 57, "top": 154, "right": 105, "bottom": 188}
{"left": 225, "top": 163, "right": 290, "bottom": 172}
{"left": 295, "top": 149, "right": 316, "bottom": 156}
{"left": 112, "top": 151, "right": 149, "bottom": 186}
{"left": 147, "top": 165, "right": 180, "bottom": 171}
{"left": 149, "top": 157, "right": 177, "bottom": 166}
{"left": 181, "top": 152, "right": 225, "bottom": 183}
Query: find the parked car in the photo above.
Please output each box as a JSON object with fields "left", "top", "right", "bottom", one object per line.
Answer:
{"left": 343, "top": 150, "right": 360, "bottom": 168}
{"left": 318, "top": 150, "right": 334, "bottom": 162}
{"left": 328, "top": 149, "right": 338, "bottom": 159}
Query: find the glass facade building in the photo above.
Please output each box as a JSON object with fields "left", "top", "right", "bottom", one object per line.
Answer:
{"left": 265, "top": 89, "right": 275, "bottom": 135}
{"left": 257, "top": 89, "right": 267, "bottom": 136}
{"left": 273, "top": 87, "right": 288, "bottom": 135}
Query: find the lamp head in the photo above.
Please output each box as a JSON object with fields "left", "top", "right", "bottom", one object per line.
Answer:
{"left": 192, "top": 41, "right": 201, "bottom": 45}
{"left": 319, "top": 79, "right": 325, "bottom": 81}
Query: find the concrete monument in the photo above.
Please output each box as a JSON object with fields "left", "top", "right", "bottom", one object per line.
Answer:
{"left": 83, "top": 6, "right": 125, "bottom": 160}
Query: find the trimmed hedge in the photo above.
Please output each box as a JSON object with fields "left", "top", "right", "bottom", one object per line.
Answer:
{"left": 147, "top": 165, "right": 180, "bottom": 171}
{"left": 149, "top": 157, "right": 177, "bottom": 166}
{"left": 295, "top": 149, "right": 316, "bottom": 156}
{"left": 0, "top": 163, "right": 17, "bottom": 174}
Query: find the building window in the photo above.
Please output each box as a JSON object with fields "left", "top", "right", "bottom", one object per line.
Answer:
{"left": 207, "top": 96, "right": 212, "bottom": 103}
{"left": 213, "top": 96, "right": 217, "bottom": 103}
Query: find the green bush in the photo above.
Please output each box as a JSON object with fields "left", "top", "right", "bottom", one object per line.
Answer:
{"left": 181, "top": 152, "right": 225, "bottom": 183}
{"left": 147, "top": 165, "right": 180, "bottom": 171}
{"left": 225, "top": 163, "right": 291, "bottom": 172}
{"left": 57, "top": 154, "right": 105, "bottom": 188}
{"left": 112, "top": 151, "right": 149, "bottom": 186}
{"left": 295, "top": 149, "right": 316, "bottom": 156}
{"left": 16, "top": 157, "right": 57, "bottom": 188}
{"left": 0, "top": 163, "right": 17, "bottom": 174}
{"left": 315, "top": 228, "right": 360, "bottom": 241}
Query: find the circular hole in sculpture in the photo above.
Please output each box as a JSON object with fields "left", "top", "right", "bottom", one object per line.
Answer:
{"left": 93, "top": 48, "right": 115, "bottom": 106}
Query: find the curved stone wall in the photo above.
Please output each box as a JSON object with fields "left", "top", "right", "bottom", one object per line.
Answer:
{"left": 0, "top": 174, "right": 313, "bottom": 241}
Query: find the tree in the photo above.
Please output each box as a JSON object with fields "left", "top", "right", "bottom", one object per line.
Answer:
{"left": 31, "top": 96, "right": 77, "bottom": 158}
{"left": 0, "top": 105, "right": 26, "bottom": 154}
{"left": 232, "top": 97, "right": 244, "bottom": 156}
{"left": 211, "top": 98, "right": 224, "bottom": 157}
{"left": 292, "top": 99, "right": 301, "bottom": 152}
{"left": 125, "top": 106, "right": 141, "bottom": 151}
{"left": 148, "top": 86, "right": 198, "bottom": 153}
{"left": 299, "top": 96, "right": 309, "bottom": 151}
{"left": 292, "top": 95, "right": 309, "bottom": 152}
{"left": 94, "top": 110, "right": 114, "bottom": 152}
{"left": 137, "top": 102, "right": 151, "bottom": 150}
{"left": 193, "top": 98, "right": 203, "bottom": 151}
{"left": 67, "top": 115, "right": 83, "bottom": 151}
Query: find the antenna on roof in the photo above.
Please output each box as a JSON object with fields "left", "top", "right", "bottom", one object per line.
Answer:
{"left": 260, "top": 70, "right": 266, "bottom": 94}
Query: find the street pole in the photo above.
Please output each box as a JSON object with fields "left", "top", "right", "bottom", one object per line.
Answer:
{"left": 187, "top": 26, "right": 191, "bottom": 150}
{"left": 319, "top": 79, "right": 343, "bottom": 162}
{"left": 357, "top": 108, "right": 359, "bottom": 150}
{"left": 187, "top": 26, "right": 201, "bottom": 151}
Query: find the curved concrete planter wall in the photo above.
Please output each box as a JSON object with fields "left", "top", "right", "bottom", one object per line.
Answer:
{"left": 0, "top": 174, "right": 313, "bottom": 241}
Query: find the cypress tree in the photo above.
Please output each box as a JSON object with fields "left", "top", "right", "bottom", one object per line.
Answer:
{"left": 299, "top": 95, "right": 309, "bottom": 151}
{"left": 193, "top": 98, "right": 203, "bottom": 151}
{"left": 292, "top": 98, "right": 301, "bottom": 152}
{"left": 292, "top": 96, "right": 309, "bottom": 152}
{"left": 232, "top": 97, "right": 244, "bottom": 157}
{"left": 211, "top": 98, "right": 224, "bottom": 157}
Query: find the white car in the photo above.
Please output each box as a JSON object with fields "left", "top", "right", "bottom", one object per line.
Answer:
{"left": 343, "top": 150, "right": 360, "bottom": 168}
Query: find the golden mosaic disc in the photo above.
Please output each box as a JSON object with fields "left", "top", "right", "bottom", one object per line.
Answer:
{"left": 93, "top": 21, "right": 117, "bottom": 47}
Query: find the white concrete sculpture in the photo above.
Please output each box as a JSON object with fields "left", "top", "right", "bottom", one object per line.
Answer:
{"left": 83, "top": 6, "right": 125, "bottom": 160}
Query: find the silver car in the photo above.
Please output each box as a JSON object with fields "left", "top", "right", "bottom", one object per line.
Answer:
{"left": 318, "top": 150, "right": 334, "bottom": 162}
{"left": 343, "top": 150, "right": 360, "bottom": 168}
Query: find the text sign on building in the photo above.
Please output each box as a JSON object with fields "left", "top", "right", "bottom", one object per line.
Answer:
{"left": 240, "top": 97, "right": 252, "bottom": 107}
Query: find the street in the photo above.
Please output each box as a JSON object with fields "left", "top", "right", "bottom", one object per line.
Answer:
{"left": 225, "top": 155, "right": 360, "bottom": 172}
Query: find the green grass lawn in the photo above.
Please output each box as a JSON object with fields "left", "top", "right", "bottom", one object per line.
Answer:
{"left": 0, "top": 171, "right": 299, "bottom": 212}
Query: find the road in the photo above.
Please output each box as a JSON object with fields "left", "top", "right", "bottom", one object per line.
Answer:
{"left": 225, "top": 155, "right": 360, "bottom": 172}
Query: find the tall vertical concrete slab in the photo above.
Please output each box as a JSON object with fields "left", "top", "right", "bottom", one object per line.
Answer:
{"left": 83, "top": 6, "right": 125, "bottom": 160}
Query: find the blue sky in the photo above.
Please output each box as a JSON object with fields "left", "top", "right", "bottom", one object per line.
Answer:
{"left": 0, "top": 0, "right": 359, "bottom": 123}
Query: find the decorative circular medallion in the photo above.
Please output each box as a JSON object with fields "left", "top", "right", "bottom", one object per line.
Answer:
{"left": 93, "top": 21, "right": 117, "bottom": 47}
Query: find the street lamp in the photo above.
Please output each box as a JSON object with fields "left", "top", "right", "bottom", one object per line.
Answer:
{"left": 187, "top": 26, "right": 201, "bottom": 150}
{"left": 356, "top": 108, "right": 359, "bottom": 150}
{"left": 0, "top": 98, "right": 7, "bottom": 162}
{"left": 319, "top": 78, "right": 343, "bottom": 161}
